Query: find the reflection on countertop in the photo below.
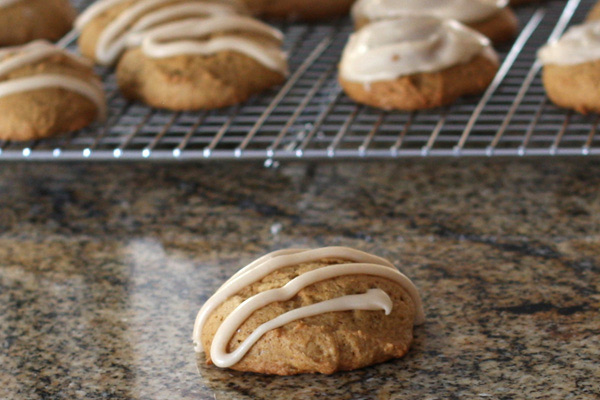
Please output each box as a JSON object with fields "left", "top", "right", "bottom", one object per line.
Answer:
{"left": 0, "top": 160, "right": 599, "bottom": 400}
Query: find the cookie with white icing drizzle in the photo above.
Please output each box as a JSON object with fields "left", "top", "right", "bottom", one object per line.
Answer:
{"left": 0, "top": 0, "right": 76, "bottom": 47}
{"left": 351, "top": 0, "right": 518, "bottom": 44}
{"left": 76, "top": 0, "right": 287, "bottom": 110}
{"left": 75, "top": 0, "right": 249, "bottom": 66}
{"left": 339, "top": 17, "right": 499, "bottom": 111}
{"left": 538, "top": 21, "right": 600, "bottom": 114}
{"left": 115, "top": 14, "right": 287, "bottom": 110}
{"left": 0, "top": 41, "right": 105, "bottom": 141}
{"left": 194, "top": 247, "right": 425, "bottom": 375}
{"left": 241, "top": 0, "right": 355, "bottom": 21}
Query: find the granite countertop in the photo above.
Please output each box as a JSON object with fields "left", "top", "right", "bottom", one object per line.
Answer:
{"left": 1, "top": 160, "right": 599, "bottom": 399}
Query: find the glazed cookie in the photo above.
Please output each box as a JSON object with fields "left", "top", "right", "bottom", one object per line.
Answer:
{"left": 351, "top": 0, "right": 519, "bottom": 44}
{"left": 241, "top": 0, "right": 355, "bottom": 21}
{"left": 339, "top": 17, "right": 499, "bottom": 111}
{"left": 538, "top": 21, "right": 600, "bottom": 114}
{"left": 194, "top": 247, "right": 424, "bottom": 375}
{"left": 115, "top": 15, "right": 287, "bottom": 110}
{"left": 0, "top": 41, "right": 105, "bottom": 141}
{"left": 0, "top": 0, "right": 76, "bottom": 47}
{"left": 75, "top": 0, "right": 249, "bottom": 66}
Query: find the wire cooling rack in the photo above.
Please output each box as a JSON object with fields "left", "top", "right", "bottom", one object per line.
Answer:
{"left": 1, "top": 0, "right": 598, "bottom": 162}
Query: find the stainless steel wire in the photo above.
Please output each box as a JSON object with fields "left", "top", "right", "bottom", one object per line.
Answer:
{"left": 1, "top": 0, "right": 598, "bottom": 161}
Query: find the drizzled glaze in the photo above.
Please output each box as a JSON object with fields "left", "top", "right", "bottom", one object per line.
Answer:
{"left": 538, "top": 21, "right": 600, "bottom": 66}
{"left": 75, "top": 0, "right": 288, "bottom": 69}
{"left": 340, "top": 17, "right": 496, "bottom": 83}
{"left": 137, "top": 16, "right": 288, "bottom": 74}
{"left": 352, "top": 0, "right": 508, "bottom": 25}
{"left": 0, "top": 41, "right": 106, "bottom": 119}
{"left": 193, "top": 247, "right": 424, "bottom": 369}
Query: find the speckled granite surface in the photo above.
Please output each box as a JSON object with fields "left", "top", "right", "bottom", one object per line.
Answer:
{"left": 0, "top": 160, "right": 599, "bottom": 400}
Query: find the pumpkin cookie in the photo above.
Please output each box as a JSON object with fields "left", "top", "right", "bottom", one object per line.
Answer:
{"left": 194, "top": 247, "right": 425, "bottom": 375}
{"left": 538, "top": 21, "right": 600, "bottom": 114}
{"left": 352, "top": 0, "right": 518, "bottom": 44}
{"left": 75, "top": 0, "right": 249, "bottom": 66}
{"left": 339, "top": 17, "right": 499, "bottom": 111}
{"left": 0, "top": 0, "right": 76, "bottom": 47}
{"left": 241, "top": 0, "right": 355, "bottom": 20}
{"left": 115, "top": 15, "right": 287, "bottom": 110}
{"left": 0, "top": 41, "right": 105, "bottom": 141}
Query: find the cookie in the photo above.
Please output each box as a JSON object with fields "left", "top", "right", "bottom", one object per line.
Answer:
{"left": 241, "top": 0, "right": 354, "bottom": 20}
{"left": 339, "top": 17, "right": 499, "bottom": 111}
{"left": 538, "top": 21, "right": 600, "bottom": 114}
{"left": 194, "top": 247, "right": 424, "bottom": 375}
{"left": 115, "top": 15, "right": 287, "bottom": 110}
{"left": 0, "top": 41, "right": 105, "bottom": 141}
{"left": 352, "top": 0, "right": 519, "bottom": 44}
{"left": 75, "top": 0, "right": 249, "bottom": 66}
{"left": 0, "top": 0, "right": 76, "bottom": 47}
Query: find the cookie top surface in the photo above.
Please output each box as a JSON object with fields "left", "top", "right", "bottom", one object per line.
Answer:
{"left": 538, "top": 21, "right": 600, "bottom": 66}
{"left": 352, "top": 0, "right": 508, "bottom": 24}
{"left": 0, "top": 41, "right": 106, "bottom": 119}
{"left": 340, "top": 16, "right": 497, "bottom": 83}
{"left": 193, "top": 246, "right": 424, "bottom": 369}
{"left": 75, "top": 0, "right": 259, "bottom": 66}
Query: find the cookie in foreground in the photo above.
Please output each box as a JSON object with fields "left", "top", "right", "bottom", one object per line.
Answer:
{"left": 351, "top": 0, "right": 518, "bottom": 44}
{"left": 538, "top": 21, "right": 600, "bottom": 114}
{"left": 194, "top": 247, "right": 424, "bottom": 375}
{"left": 0, "top": 41, "right": 105, "bottom": 141}
{"left": 339, "top": 17, "right": 499, "bottom": 111}
{"left": 0, "top": 0, "right": 76, "bottom": 47}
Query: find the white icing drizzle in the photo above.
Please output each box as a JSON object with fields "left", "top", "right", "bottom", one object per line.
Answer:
{"left": 212, "top": 288, "right": 393, "bottom": 368}
{"left": 75, "top": 0, "right": 247, "bottom": 66}
{"left": 538, "top": 21, "right": 600, "bottom": 66}
{"left": 352, "top": 0, "right": 508, "bottom": 25}
{"left": 193, "top": 247, "right": 425, "bottom": 368}
{"left": 0, "top": 41, "right": 106, "bottom": 119}
{"left": 339, "top": 17, "right": 496, "bottom": 83}
{"left": 0, "top": 0, "right": 20, "bottom": 8}
{"left": 75, "top": 0, "right": 244, "bottom": 30}
{"left": 138, "top": 16, "right": 288, "bottom": 74}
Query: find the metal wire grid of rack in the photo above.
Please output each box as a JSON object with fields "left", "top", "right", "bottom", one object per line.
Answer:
{"left": 0, "top": 0, "right": 598, "bottom": 161}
